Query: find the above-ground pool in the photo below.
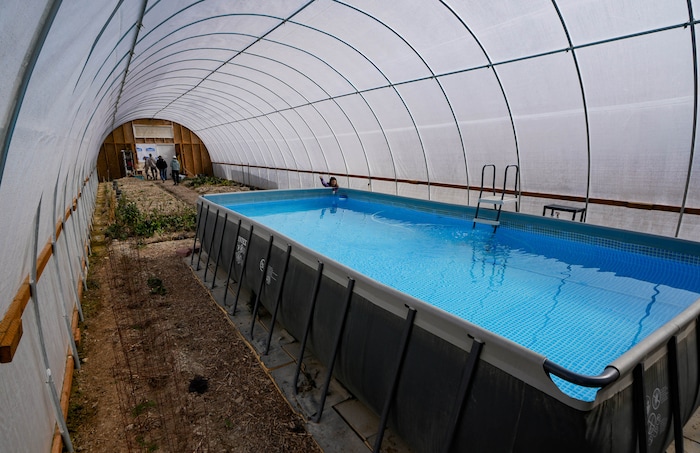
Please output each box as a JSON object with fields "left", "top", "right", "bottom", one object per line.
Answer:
{"left": 197, "top": 188, "right": 700, "bottom": 453}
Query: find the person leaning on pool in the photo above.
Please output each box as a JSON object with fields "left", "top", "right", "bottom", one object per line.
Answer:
{"left": 320, "top": 176, "right": 338, "bottom": 190}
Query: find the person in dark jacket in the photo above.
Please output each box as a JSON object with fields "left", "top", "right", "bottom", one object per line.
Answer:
{"left": 156, "top": 156, "right": 168, "bottom": 182}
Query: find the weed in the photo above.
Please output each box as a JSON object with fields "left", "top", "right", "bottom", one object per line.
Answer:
{"left": 131, "top": 399, "right": 155, "bottom": 417}
{"left": 105, "top": 194, "right": 196, "bottom": 239}
{"left": 136, "top": 435, "right": 158, "bottom": 452}
{"left": 183, "top": 174, "right": 234, "bottom": 188}
{"left": 147, "top": 276, "right": 166, "bottom": 295}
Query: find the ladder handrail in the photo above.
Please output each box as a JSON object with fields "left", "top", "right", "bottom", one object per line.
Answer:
{"left": 473, "top": 164, "right": 520, "bottom": 231}
{"left": 502, "top": 164, "right": 520, "bottom": 212}
{"left": 477, "top": 164, "right": 496, "bottom": 201}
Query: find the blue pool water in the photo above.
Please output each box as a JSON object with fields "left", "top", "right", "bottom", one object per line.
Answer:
{"left": 224, "top": 195, "right": 700, "bottom": 401}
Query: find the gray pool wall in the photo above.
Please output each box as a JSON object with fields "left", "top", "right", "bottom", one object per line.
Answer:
{"left": 199, "top": 188, "right": 700, "bottom": 453}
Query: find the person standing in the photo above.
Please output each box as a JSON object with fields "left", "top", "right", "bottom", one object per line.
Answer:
{"left": 142, "top": 156, "right": 150, "bottom": 179}
{"left": 171, "top": 156, "right": 181, "bottom": 185}
{"left": 147, "top": 153, "right": 157, "bottom": 180}
{"left": 156, "top": 155, "right": 168, "bottom": 182}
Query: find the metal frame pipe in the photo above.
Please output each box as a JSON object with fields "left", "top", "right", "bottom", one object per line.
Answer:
{"left": 231, "top": 225, "right": 254, "bottom": 314}
{"left": 373, "top": 306, "right": 417, "bottom": 453}
{"left": 265, "top": 244, "right": 292, "bottom": 355}
{"left": 293, "top": 261, "right": 324, "bottom": 394}
{"left": 203, "top": 209, "right": 220, "bottom": 282}
{"left": 190, "top": 202, "right": 203, "bottom": 266}
{"left": 250, "top": 235, "right": 274, "bottom": 340}
{"left": 313, "top": 277, "right": 355, "bottom": 423}
{"left": 222, "top": 219, "right": 241, "bottom": 306}
{"left": 210, "top": 212, "right": 228, "bottom": 289}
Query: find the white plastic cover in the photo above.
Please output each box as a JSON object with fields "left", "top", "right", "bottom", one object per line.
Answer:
{"left": 2, "top": 1, "right": 700, "bottom": 451}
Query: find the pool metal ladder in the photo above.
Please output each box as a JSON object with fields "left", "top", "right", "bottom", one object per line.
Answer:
{"left": 472, "top": 164, "right": 520, "bottom": 231}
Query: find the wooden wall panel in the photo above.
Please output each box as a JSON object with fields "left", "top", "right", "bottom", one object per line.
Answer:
{"left": 173, "top": 124, "right": 182, "bottom": 142}
{"left": 97, "top": 120, "right": 213, "bottom": 181}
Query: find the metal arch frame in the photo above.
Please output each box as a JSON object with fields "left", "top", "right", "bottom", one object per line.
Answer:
{"left": 157, "top": 86, "right": 279, "bottom": 169}
{"left": 214, "top": 59, "right": 349, "bottom": 181}
{"left": 134, "top": 29, "right": 376, "bottom": 188}
{"left": 66, "top": 1, "right": 700, "bottom": 215}
{"left": 285, "top": 14, "right": 420, "bottom": 196}
{"left": 124, "top": 58, "right": 222, "bottom": 93}
{"left": 551, "top": 1, "right": 592, "bottom": 223}
{"left": 73, "top": 0, "right": 127, "bottom": 90}
{"left": 137, "top": 10, "right": 395, "bottom": 191}
{"left": 102, "top": 60, "right": 298, "bottom": 185}
{"left": 186, "top": 62, "right": 339, "bottom": 183}
{"left": 190, "top": 85, "right": 299, "bottom": 185}
{"left": 146, "top": 61, "right": 321, "bottom": 186}
{"left": 191, "top": 85, "right": 300, "bottom": 186}
{"left": 194, "top": 72, "right": 320, "bottom": 187}
{"left": 76, "top": 26, "right": 271, "bottom": 151}
{"left": 78, "top": 10, "right": 387, "bottom": 190}
{"left": 0, "top": 0, "right": 63, "bottom": 186}
{"left": 120, "top": 57, "right": 306, "bottom": 187}
{"left": 677, "top": 0, "right": 699, "bottom": 238}
{"left": 439, "top": 1, "right": 522, "bottom": 202}
{"left": 239, "top": 39, "right": 379, "bottom": 188}
{"left": 336, "top": 0, "right": 468, "bottom": 200}
{"left": 110, "top": 0, "right": 148, "bottom": 131}
{"left": 151, "top": 4, "right": 317, "bottom": 116}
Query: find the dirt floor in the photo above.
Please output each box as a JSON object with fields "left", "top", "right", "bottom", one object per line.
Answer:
{"left": 68, "top": 177, "right": 323, "bottom": 452}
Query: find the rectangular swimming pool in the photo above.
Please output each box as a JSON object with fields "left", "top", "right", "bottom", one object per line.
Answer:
{"left": 220, "top": 193, "right": 700, "bottom": 402}
{"left": 198, "top": 188, "right": 700, "bottom": 453}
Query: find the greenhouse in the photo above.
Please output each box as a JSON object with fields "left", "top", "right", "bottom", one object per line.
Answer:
{"left": 2, "top": 1, "right": 700, "bottom": 452}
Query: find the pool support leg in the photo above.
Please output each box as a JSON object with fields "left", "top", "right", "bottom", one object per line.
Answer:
{"left": 695, "top": 317, "right": 700, "bottom": 409}
{"left": 195, "top": 204, "right": 210, "bottom": 271}
{"left": 293, "top": 261, "right": 324, "bottom": 395}
{"left": 313, "top": 277, "right": 355, "bottom": 423}
{"left": 264, "top": 244, "right": 292, "bottom": 355}
{"left": 442, "top": 337, "right": 484, "bottom": 453}
{"left": 190, "top": 202, "right": 203, "bottom": 266}
{"left": 373, "top": 306, "right": 417, "bottom": 453}
{"left": 231, "top": 225, "right": 254, "bottom": 315}
{"left": 210, "top": 213, "right": 228, "bottom": 289}
{"left": 633, "top": 363, "right": 649, "bottom": 453}
{"left": 668, "top": 336, "right": 684, "bottom": 453}
{"left": 250, "top": 235, "right": 274, "bottom": 340}
{"left": 222, "top": 219, "right": 241, "bottom": 307}
{"left": 203, "top": 209, "right": 220, "bottom": 282}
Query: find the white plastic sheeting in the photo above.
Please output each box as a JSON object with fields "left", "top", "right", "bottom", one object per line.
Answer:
{"left": 1, "top": 1, "right": 700, "bottom": 451}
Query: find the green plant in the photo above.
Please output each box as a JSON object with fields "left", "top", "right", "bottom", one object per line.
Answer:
{"left": 183, "top": 174, "right": 235, "bottom": 188}
{"left": 136, "top": 435, "right": 158, "bottom": 452}
{"left": 131, "top": 399, "right": 155, "bottom": 417}
{"left": 147, "top": 276, "right": 166, "bottom": 295}
{"left": 105, "top": 194, "right": 196, "bottom": 239}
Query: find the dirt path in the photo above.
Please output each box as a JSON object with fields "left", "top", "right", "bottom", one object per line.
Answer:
{"left": 68, "top": 177, "right": 322, "bottom": 452}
